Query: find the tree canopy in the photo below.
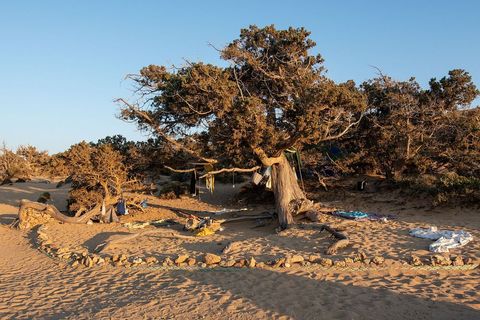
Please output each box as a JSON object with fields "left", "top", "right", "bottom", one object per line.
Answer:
{"left": 118, "top": 25, "right": 368, "bottom": 226}
{"left": 119, "top": 25, "right": 366, "bottom": 168}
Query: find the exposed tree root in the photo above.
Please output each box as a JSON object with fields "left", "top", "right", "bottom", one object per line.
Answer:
{"left": 16, "top": 199, "right": 102, "bottom": 230}
{"left": 318, "top": 224, "right": 350, "bottom": 255}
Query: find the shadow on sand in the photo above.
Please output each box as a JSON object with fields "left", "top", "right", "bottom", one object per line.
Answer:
{"left": 179, "top": 268, "right": 479, "bottom": 319}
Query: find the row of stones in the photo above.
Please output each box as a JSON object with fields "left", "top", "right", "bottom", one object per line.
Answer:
{"left": 409, "top": 254, "right": 473, "bottom": 267}
{"left": 35, "top": 225, "right": 476, "bottom": 270}
{"left": 19, "top": 209, "right": 54, "bottom": 230}
{"left": 35, "top": 226, "right": 386, "bottom": 269}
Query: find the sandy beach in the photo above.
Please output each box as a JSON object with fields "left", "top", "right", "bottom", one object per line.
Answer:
{"left": 0, "top": 180, "right": 479, "bottom": 319}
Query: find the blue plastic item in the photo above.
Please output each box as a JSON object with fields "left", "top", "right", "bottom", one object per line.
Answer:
{"left": 333, "top": 210, "right": 369, "bottom": 220}
{"left": 116, "top": 200, "right": 126, "bottom": 215}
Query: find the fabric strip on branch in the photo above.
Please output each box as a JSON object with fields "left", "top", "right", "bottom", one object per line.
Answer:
{"left": 252, "top": 171, "right": 262, "bottom": 185}
{"left": 190, "top": 170, "right": 197, "bottom": 195}
{"left": 204, "top": 164, "right": 215, "bottom": 193}
{"left": 285, "top": 148, "right": 305, "bottom": 191}
{"left": 205, "top": 175, "right": 215, "bottom": 193}
{"left": 265, "top": 175, "right": 272, "bottom": 190}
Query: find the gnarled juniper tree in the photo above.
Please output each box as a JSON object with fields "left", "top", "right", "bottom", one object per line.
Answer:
{"left": 118, "top": 25, "right": 366, "bottom": 227}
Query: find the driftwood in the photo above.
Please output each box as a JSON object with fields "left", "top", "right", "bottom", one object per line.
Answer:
{"left": 184, "top": 213, "right": 274, "bottom": 231}
{"left": 166, "top": 206, "right": 273, "bottom": 227}
{"left": 95, "top": 229, "right": 195, "bottom": 253}
{"left": 222, "top": 213, "right": 274, "bottom": 223}
{"left": 16, "top": 199, "right": 102, "bottom": 230}
{"left": 318, "top": 224, "right": 350, "bottom": 255}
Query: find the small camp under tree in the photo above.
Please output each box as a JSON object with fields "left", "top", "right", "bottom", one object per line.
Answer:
{"left": 15, "top": 142, "right": 134, "bottom": 229}
{"left": 118, "top": 25, "right": 366, "bottom": 227}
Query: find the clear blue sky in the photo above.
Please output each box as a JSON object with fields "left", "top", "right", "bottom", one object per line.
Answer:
{"left": 1, "top": 0, "right": 479, "bottom": 153}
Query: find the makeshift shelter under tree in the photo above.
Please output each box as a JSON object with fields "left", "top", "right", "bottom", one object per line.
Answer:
{"left": 118, "top": 25, "right": 367, "bottom": 228}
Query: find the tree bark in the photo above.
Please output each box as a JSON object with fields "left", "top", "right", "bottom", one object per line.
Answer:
{"left": 271, "top": 154, "right": 308, "bottom": 228}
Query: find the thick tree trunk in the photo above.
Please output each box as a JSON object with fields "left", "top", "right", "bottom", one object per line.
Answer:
{"left": 271, "top": 154, "right": 309, "bottom": 228}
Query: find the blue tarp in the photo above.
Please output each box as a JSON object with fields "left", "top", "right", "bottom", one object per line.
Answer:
{"left": 333, "top": 210, "right": 369, "bottom": 220}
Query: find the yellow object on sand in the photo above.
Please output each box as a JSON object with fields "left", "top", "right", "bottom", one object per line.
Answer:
{"left": 195, "top": 227, "right": 216, "bottom": 237}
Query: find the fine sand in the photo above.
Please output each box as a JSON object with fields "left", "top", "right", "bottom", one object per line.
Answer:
{"left": 0, "top": 180, "right": 479, "bottom": 319}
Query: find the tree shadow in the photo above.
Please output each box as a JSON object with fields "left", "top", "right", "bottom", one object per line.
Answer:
{"left": 83, "top": 232, "right": 132, "bottom": 252}
{"left": 0, "top": 213, "right": 17, "bottom": 226}
{"left": 182, "top": 268, "right": 480, "bottom": 319}
{"left": 0, "top": 181, "right": 69, "bottom": 210}
{"left": 150, "top": 203, "right": 212, "bottom": 217}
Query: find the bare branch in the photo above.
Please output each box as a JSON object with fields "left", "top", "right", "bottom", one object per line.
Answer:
{"left": 233, "top": 67, "right": 245, "bottom": 100}
{"left": 175, "top": 93, "right": 212, "bottom": 116}
{"left": 252, "top": 146, "right": 283, "bottom": 166}
{"left": 164, "top": 165, "right": 196, "bottom": 173}
{"left": 320, "top": 113, "right": 364, "bottom": 142}
{"left": 199, "top": 165, "right": 260, "bottom": 179}
{"left": 115, "top": 98, "right": 218, "bottom": 164}
{"left": 325, "top": 152, "right": 350, "bottom": 173}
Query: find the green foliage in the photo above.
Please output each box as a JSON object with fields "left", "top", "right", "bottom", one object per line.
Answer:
{"left": 302, "top": 67, "right": 479, "bottom": 204}
{"left": 65, "top": 142, "right": 129, "bottom": 211}
{"left": 121, "top": 25, "right": 367, "bottom": 168}
{"left": 0, "top": 145, "right": 36, "bottom": 182}
{"left": 158, "top": 181, "right": 189, "bottom": 198}
{"left": 400, "top": 173, "right": 480, "bottom": 206}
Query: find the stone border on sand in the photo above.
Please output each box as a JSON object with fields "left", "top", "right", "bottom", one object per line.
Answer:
{"left": 34, "top": 224, "right": 479, "bottom": 272}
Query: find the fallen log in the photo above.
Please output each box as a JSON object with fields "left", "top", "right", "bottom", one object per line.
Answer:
{"left": 318, "top": 224, "right": 350, "bottom": 255}
{"left": 222, "top": 213, "right": 274, "bottom": 223}
{"left": 16, "top": 199, "right": 102, "bottom": 230}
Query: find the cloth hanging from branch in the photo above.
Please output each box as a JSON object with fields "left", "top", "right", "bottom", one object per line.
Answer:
{"left": 190, "top": 170, "right": 197, "bottom": 195}
{"left": 285, "top": 148, "right": 305, "bottom": 191}
{"left": 206, "top": 175, "right": 215, "bottom": 193}
{"left": 204, "top": 164, "right": 215, "bottom": 193}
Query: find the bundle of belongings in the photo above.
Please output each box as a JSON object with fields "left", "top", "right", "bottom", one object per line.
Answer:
{"left": 98, "top": 198, "right": 130, "bottom": 223}
{"left": 252, "top": 166, "right": 272, "bottom": 189}
{"left": 409, "top": 226, "right": 473, "bottom": 253}
{"left": 184, "top": 216, "right": 224, "bottom": 236}
{"left": 116, "top": 199, "right": 129, "bottom": 215}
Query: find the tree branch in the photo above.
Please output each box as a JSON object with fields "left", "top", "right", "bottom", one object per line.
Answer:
{"left": 175, "top": 93, "right": 212, "bottom": 116}
{"left": 164, "top": 165, "right": 196, "bottom": 173}
{"left": 252, "top": 146, "right": 283, "bottom": 166}
{"left": 320, "top": 113, "right": 364, "bottom": 142}
{"left": 115, "top": 98, "right": 218, "bottom": 164}
{"left": 199, "top": 165, "right": 260, "bottom": 179}
{"left": 233, "top": 67, "right": 245, "bottom": 100}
